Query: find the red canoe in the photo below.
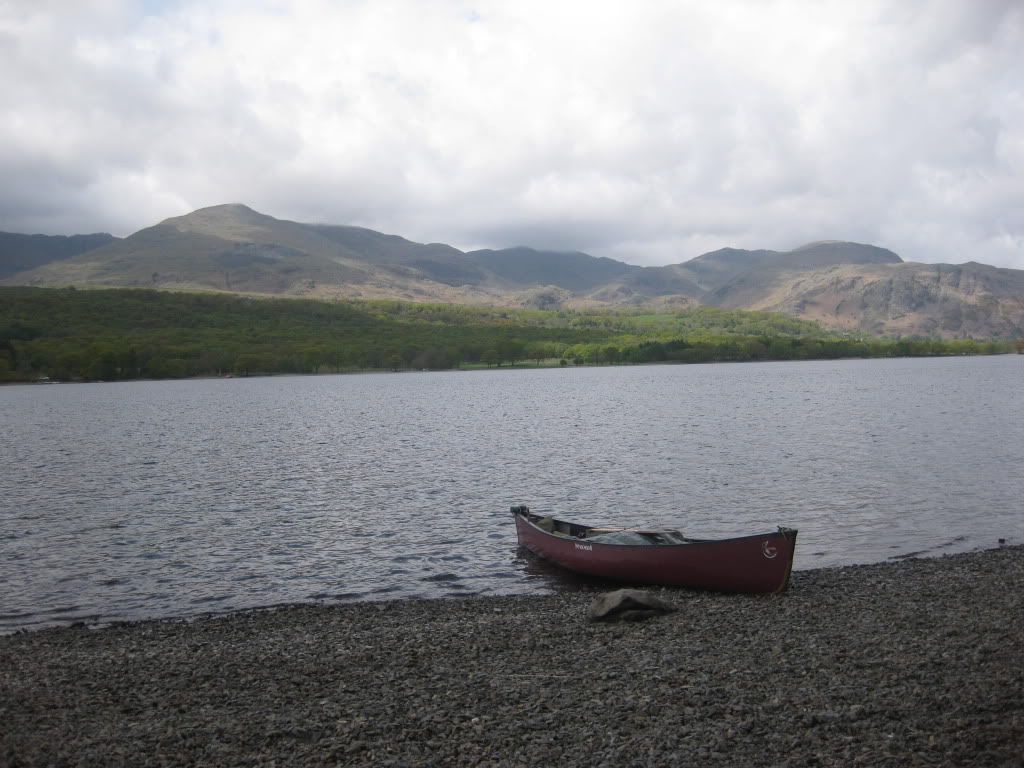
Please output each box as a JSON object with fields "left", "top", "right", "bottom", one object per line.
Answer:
{"left": 512, "top": 505, "right": 798, "bottom": 594}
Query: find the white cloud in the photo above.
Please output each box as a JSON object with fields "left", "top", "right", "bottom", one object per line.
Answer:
{"left": 0, "top": 0, "right": 1022, "bottom": 268}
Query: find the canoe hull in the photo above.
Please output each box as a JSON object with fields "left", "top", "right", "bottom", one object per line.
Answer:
{"left": 514, "top": 511, "right": 797, "bottom": 594}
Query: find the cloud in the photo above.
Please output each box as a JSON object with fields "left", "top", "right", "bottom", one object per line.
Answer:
{"left": 0, "top": 0, "right": 1022, "bottom": 268}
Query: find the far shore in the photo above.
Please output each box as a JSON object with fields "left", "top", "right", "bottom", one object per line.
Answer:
{"left": 3, "top": 349, "right": 1018, "bottom": 387}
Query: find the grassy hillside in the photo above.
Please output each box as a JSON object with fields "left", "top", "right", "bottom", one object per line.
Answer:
{"left": 0, "top": 287, "right": 1011, "bottom": 382}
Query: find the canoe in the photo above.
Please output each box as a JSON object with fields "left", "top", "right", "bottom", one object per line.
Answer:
{"left": 512, "top": 505, "right": 798, "bottom": 594}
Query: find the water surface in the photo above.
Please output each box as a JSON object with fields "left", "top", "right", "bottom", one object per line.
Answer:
{"left": 2, "top": 355, "right": 1022, "bottom": 632}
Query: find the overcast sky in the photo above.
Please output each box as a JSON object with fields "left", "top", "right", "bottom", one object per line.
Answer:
{"left": 1, "top": 1, "right": 1022, "bottom": 268}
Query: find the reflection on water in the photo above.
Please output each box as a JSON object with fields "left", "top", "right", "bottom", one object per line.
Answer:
{"left": 1, "top": 355, "right": 1023, "bottom": 632}
{"left": 516, "top": 546, "right": 620, "bottom": 594}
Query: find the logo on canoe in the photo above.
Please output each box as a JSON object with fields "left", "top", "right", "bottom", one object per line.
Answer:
{"left": 762, "top": 540, "right": 778, "bottom": 559}
{"left": 574, "top": 543, "right": 593, "bottom": 552}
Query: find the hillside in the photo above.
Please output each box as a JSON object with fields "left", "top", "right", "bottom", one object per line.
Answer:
{"left": 2, "top": 204, "right": 1023, "bottom": 339}
{"left": 3, "top": 205, "right": 475, "bottom": 301}
{"left": 721, "top": 261, "right": 1024, "bottom": 338}
{"left": 578, "top": 242, "right": 904, "bottom": 307}
{"left": 0, "top": 231, "right": 117, "bottom": 279}
{"left": 0, "top": 287, "right": 1008, "bottom": 382}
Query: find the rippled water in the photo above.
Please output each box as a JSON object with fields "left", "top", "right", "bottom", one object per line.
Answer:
{"left": 2, "top": 355, "right": 1022, "bottom": 632}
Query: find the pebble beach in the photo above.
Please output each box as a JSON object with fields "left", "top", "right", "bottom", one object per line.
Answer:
{"left": 2, "top": 546, "right": 1022, "bottom": 767}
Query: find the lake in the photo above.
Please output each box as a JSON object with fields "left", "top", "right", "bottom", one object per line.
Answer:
{"left": 2, "top": 355, "right": 1022, "bottom": 632}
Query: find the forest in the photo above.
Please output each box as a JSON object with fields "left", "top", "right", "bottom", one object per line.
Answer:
{"left": 0, "top": 286, "right": 1013, "bottom": 382}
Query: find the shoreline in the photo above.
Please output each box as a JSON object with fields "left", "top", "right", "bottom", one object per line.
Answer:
{"left": 2, "top": 546, "right": 1022, "bottom": 766}
{"left": 2, "top": 537, "right": 1015, "bottom": 638}
{"left": 2, "top": 350, "right": 1018, "bottom": 387}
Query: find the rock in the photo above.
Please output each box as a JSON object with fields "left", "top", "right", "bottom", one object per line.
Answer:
{"left": 616, "top": 609, "right": 664, "bottom": 622}
{"left": 588, "top": 589, "right": 676, "bottom": 621}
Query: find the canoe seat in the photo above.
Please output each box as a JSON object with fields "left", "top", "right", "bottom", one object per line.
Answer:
{"left": 536, "top": 517, "right": 555, "bottom": 532}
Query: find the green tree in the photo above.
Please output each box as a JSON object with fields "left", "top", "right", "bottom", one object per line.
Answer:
{"left": 498, "top": 340, "right": 525, "bottom": 366}
{"left": 233, "top": 354, "right": 263, "bottom": 377}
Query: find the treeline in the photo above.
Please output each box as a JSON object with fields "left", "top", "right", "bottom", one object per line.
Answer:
{"left": 0, "top": 287, "right": 1013, "bottom": 382}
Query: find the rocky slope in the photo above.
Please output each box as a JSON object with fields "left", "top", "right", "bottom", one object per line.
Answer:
{"left": 719, "top": 261, "right": 1024, "bottom": 338}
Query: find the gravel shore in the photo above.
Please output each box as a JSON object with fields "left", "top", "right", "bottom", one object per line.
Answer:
{"left": 2, "top": 546, "right": 1023, "bottom": 767}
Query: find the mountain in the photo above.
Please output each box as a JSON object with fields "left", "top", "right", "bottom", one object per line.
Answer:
{"left": 2, "top": 204, "right": 1022, "bottom": 339}
{"left": 4, "top": 205, "right": 501, "bottom": 302}
{"left": 469, "top": 246, "right": 641, "bottom": 292}
{"left": 686, "top": 241, "right": 902, "bottom": 296}
{"left": 721, "top": 261, "right": 1024, "bottom": 338}
{"left": 0, "top": 231, "right": 118, "bottom": 279}
{"left": 4, "top": 205, "right": 611, "bottom": 304}
{"left": 579, "top": 241, "right": 905, "bottom": 307}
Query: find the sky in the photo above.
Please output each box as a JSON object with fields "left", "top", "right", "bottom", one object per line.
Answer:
{"left": 1, "top": 1, "right": 1022, "bottom": 268}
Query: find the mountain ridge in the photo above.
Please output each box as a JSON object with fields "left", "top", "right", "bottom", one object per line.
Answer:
{"left": 2, "top": 203, "right": 1021, "bottom": 339}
